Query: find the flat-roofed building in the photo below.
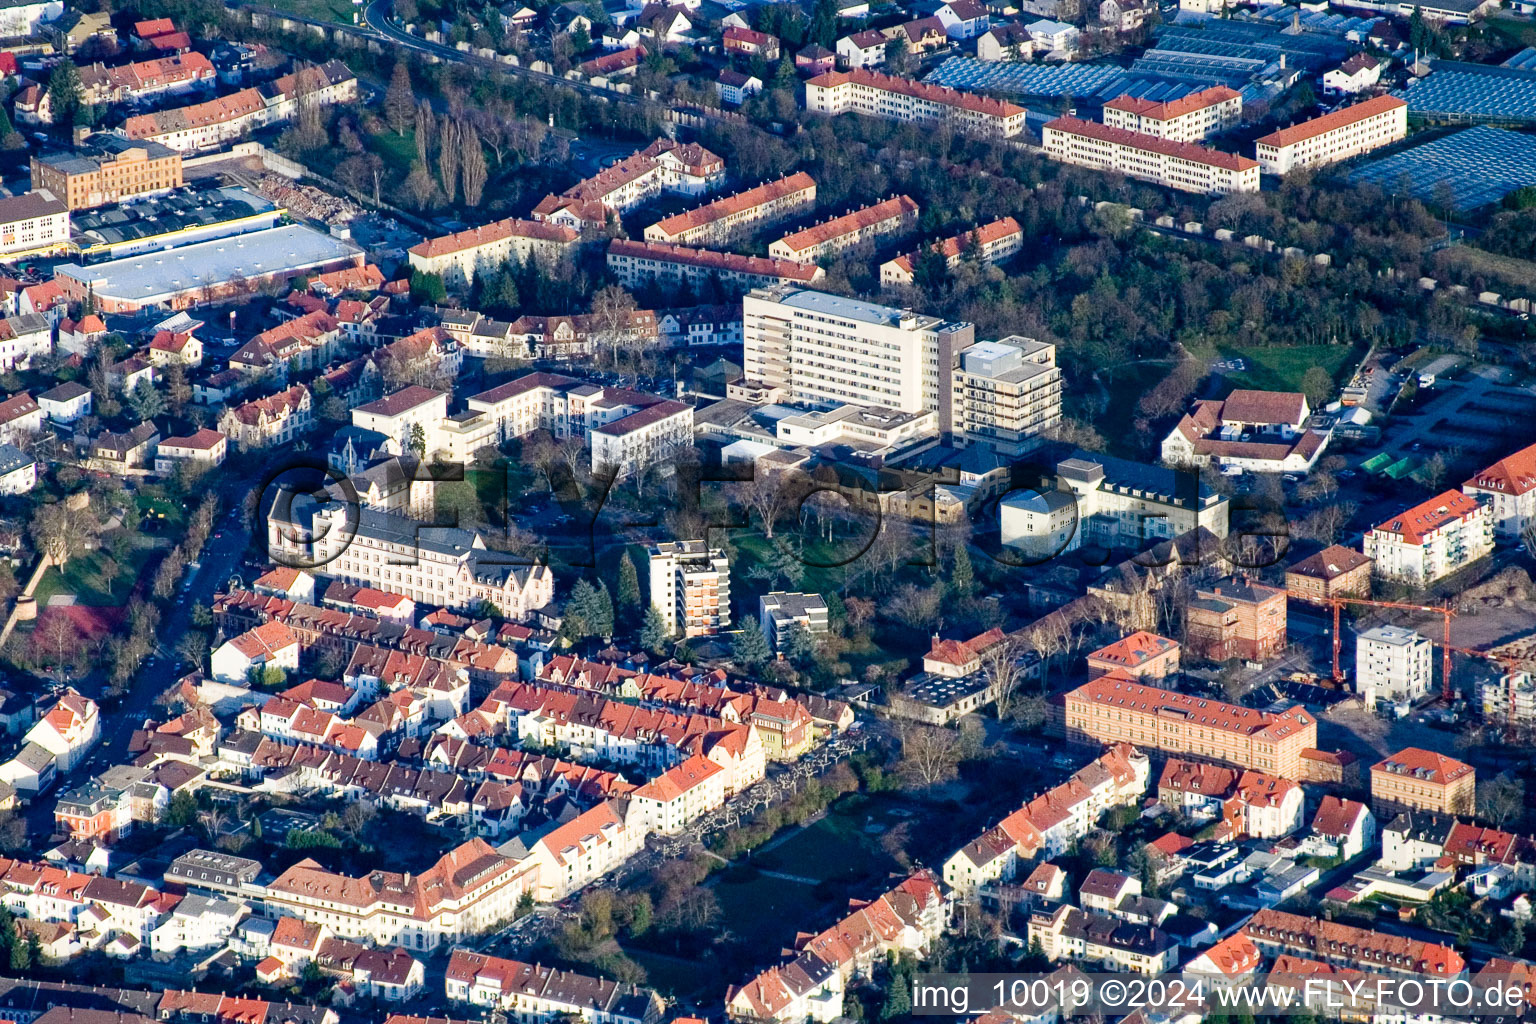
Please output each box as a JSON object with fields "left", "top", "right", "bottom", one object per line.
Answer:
{"left": 1255, "top": 96, "right": 1408, "bottom": 175}
{"left": 1356, "top": 625, "right": 1433, "bottom": 712}
{"left": 51, "top": 224, "right": 365, "bottom": 312}
{"left": 1042, "top": 116, "right": 1259, "bottom": 194}
{"left": 1370, "top": 747, "right": 1474, "bottom": 817}
{"left": 950, "top": 335, "right": 1062, "bottom": 455}
{"left": 805, "top": 67, "right": 1026, "bottom": 138}
{"left": 760, "top": 592, "right": 830, "bottom": 652}
{"left": 31, "top": 135, "right": 183, "bottom": 210}
{"left": 649, "top": 540, "right": 730, "bottom": 638}
{"left": 768, "top": 195, "right": 919, "bottom": 263}
{"left": 1064, "top": 674, "right": 1317, "bottom": 778}
{"left": 1101, "top": 86, "right": 1242, "bottom": 142}
{"left": 70, "top": 184, "right": 279, "bottom": 261}
{"left": 742, "top": 285, "right": 975, "bottom": 422}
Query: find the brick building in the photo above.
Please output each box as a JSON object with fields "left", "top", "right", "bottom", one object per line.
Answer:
{"left": 1186, "top": 576, "right": 1286, "bottom": 662}
{"left": 1284, "top": 545, "right": 1372, "bottom": 604}
{"left": 1084, "top": 631, "right": 1180, "bottom": 681}
{"left": 1370, "top": 746, "right": 1475, "bottom": 818}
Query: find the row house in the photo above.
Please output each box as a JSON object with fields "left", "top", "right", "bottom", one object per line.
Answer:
{"left": 229, "top": 311, "right": 344, "bottom": 381}
{"left": 522, "top": 800, "right": 645, "bottom": 901}
{"left": 942, "top": 744, "right": 1149, "bottom": 896}
{"left": 443, "top": 951, "right": 663, "bottom": 1024}
{"left": 1028, "top": 905, "right": 1179, "bottom": 975}
{"left": 628, "top": 753, "right": 726, "bottom": 835}
{"left": 263, "top": 838, "right": 537, "bottom": 951}
{"left": 407, "top": 219, "right": 580, "bottom": 291}
{"left": 607, "top": 239, "right": 824, "bottom": 292}
{"left": 726, "top": 872, "right": 948, "bottom": 1024}
{"left": 78, "top": 51, "right": 217, "bottom": 103}
{"left": 643, "top": 172, "right": 817, "bottom": 247}
{"left": 1242, "top": 909, "right": 1464, "bottom": 977}
{"left": 344, "top": 644, "right": 471, "bottom": 721}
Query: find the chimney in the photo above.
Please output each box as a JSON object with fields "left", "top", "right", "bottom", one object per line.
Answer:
{"left": 72, "top": 125, "right": 90, "bottom": 146}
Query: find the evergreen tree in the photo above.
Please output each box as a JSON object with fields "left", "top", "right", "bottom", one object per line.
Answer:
{"left": 640, "top": 605, "right": 669, "bottom": 654}
{"left": 591, "top": 581, "right": 615, "bottom": 638}
{"left": 808, "top": 0, "right": 837, "bottom": 46}
{"left": 784, "top": 621, "right": 817, "bottom": 668}
{"left": 563, "top": 578, "right": 614, "bottom": 641}
{"left": 732, "top": 624, "right": 772, "bottom": 669}
{"left": 615, "top": 551, "right": 641, "bottom": 625}
{"left": 47, "top": 61, "right": 83, "bottom": 129}
{"left": 951, "top": 544, "right": 975, "bottom": 598}
{"left": 410, "top": 269, "right": 447, "bottom": 304}
{"left": 127, "top": 378, "right": 165, "bottom": 420}
{"left": 385, "top": 61, "right": 415, "bottom": 135}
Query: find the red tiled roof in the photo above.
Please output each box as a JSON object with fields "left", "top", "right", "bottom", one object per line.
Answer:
{"left": 775, "top": 195, "right": 918, "bottom": 256}
{"left": 1045, "top": 116, "right": 1259, "bottom": 172}
{"left": 648, "top": 172, "right": 816, "bottom": 238}
{"left": 610, "top": 238, "right": 822, "bottom": 282}
{"left": 408, "top": 218, "right": 578, "bottom": 259}
{"left": 1371, "top": 746, "right": 1473, "bottom": 786}
{"left": 1256, "top": 95, "right": 1406, "bottom": 150}
{"left": 1104, "top": 85, "right": 1240, "bottom": 121}
{"left": 1087, "top": 630, "right": 1177, "bottom": 668}
{"left": 1467, "top": 441, "right": 1536, "bottom": 497}
{"left": 807, "top": 67, "right": 1025, "bottom": 119}
{"left": 1372, "top": 489, "right": 1484, "bottom": 544}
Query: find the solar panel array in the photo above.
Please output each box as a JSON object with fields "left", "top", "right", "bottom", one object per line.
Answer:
{"left": 1240, "top": 7, "right": 1380, "bottom": 36}
{"left": 923, "top": 57, "right": 1128, "bottom": 99}
{"left": 1156, "top": 18, "right": 1354, "bottom": 71}
{"left": 1347, "top": 125, "right": 1536, "bottom": 210}
{"left": 1398, "top": 59, "right": 1536, "bottom": 124}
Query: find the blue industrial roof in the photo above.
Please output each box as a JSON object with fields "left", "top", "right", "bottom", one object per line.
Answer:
{"left": 1348, "top": 125, "right": 1536, "bottom": 210}
{"left": 1398, "top": 59, "right": 1536, "bottom": 124}
{"left": 1504, "top": 47, "right": 1536, "bottom": 71}
{"left": 924, "top": 57, "right": 1128, "bottom": 99}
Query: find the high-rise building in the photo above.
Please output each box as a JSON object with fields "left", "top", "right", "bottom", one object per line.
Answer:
{"left": 741, "top": 285, "right": 974, "bottom": 426}
{"left": 649, "top": 541, "right": 731, "bottom": 638}
{"left": 1355, "top": 625, "right": 1433, "bottom": 712}
{"left": 950, "top": 336, "right": 1062, "bottom": 456}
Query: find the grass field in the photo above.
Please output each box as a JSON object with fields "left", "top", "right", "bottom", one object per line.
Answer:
{"left": 1439, "top": 246, "right": 1536, "bottom": 298}
{"left": 711, "top": 870, "right": 825, "bottom": 961}
{"left": 369, "top": 129, "right": 419, "bottom": 176}
{"left": 33, "top": 536, "right": 160, "bottom": 608}
{"left": 1194, "top": 342, "right": 1362, "bottom": 394}
{"left": 262, "top": 0, "right": 361, "bottom": 24}
{"left": 754, "top": 815, "right": 896, "bottom": 883}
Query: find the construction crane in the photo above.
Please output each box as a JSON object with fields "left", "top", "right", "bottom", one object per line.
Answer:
{"left": 1322, "top": 594, "right": 1456, "bottom": 699}
{"left": 1436, "top": 642, "right": 1530, "bottom": 729}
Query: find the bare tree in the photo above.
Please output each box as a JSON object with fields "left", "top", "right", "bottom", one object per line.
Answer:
{"left": 895, "top": 721, "right": 964, "bottom": 788}
{"left": 414, "top": 101, "right": 436, "bottom": 165}
{"left": 980, "top": 634, "right": 1027, "bottom": 721}
{"left": 588, "top": 284, "right": 640, "bottom": 367}
{"left": 460, "top": 121, "right": 488, "bottom": 207}
{"left": 438, "top": 116, "right": 461, "bottom": 204}
{"left": 735, "top": 471, "right": 791, "bottom": 539}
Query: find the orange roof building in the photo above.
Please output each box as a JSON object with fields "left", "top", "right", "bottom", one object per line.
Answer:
{"left": 1085, "top": 631, "right": 1180, "bottom": 681}
{"left": 1103, "top": 85, "right": 1242, "bottom": 143}
{"left": 1042, "top": 115, "right": 1259, "bottom": 195}
{"left": 769, "top": 195, "right": 919, "bottom": 262}
{"left": 1364, "top": 489, "right": 1493, "bottom": 584}
{"left": 644, "top": 172, "right": 817, "bottom": 247}
{"left": 1465, "top": 441, "right": 1536, "bottom": 539}
{"left": 1370, "top": 747, "right": 1475, "bottom": 817}
{"left": 806, "top": 67, "right": 1026, "bottom": 138}
{"left": 1256, "top": 95, "right": 1407, "bottom": 175}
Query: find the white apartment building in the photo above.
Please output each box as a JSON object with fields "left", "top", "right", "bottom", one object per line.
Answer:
{"left": 742, "top": 285, "right": 976, "bottom": 420}
{"left": 264, "top": 839, "right": 535, "bottom": 951}
{"left": 0, "top": 191, "right": 69, "bottom": 258}
{"left": 148, "top": 894, "right": 246, "bottom": 955}
{"left": 466, "top": 372, "right": 691, "bottom": 479}
{"left": 628, "top": 754, "right": 728, "bottom": 835}
{"left": 1364, "top": 489, "right": 1494, "bottom": 584}
{"left": 407, "top": 218, "right": 580, "bottom": 290}
{"left": 1464, "top": 441, "right": 1536, "bottom": 540}
{"left": 266, "top": 495, "right": 556, "bottom": 618}
{"left": 643, "top": 172, "right": 817, "bottom": 246}
{"left": 768, "top": 195, "right": 920, "bottom": 263}
{"left": 607, "top": 239, "right": 825, "bottom": 292}
{"left": 950, "top": 336, "right": 1062, "bottom": 456}
{"left": 1001, "top": 451, "right": 1230, "bottom": 558}
{"left": 0, "top": 314, "right": 53, "bottom": 371}
{"left": 526, "top": 800, "right": 647, "bottom": 901}
{"left": 880, "top": 216, "right": 1023, "bottom": 289}
{"left": 1042, "top": 116, "right": 1260, "bottom": 194}
{"left": 649, "top": 540, "right": 730, "bottom": 637}
{"left": 1254, "top": 95, "right": 1407, "bottom": 175}
{"left": 804, "top": 67, "right": 1026, "bottom": 139}
{"left": 1355, "top": 625, "right": 1434, "bottom": 712}
{"left": 1101, "top": 86, "right": 1242, "bottom": 143}
{"left": 760, "top": 591, "right": 831, "bottom": 652}
{"left": 351, "top": 385, "right": 451, "bottom": 457}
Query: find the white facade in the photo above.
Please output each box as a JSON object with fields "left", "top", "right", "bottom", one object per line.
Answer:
{"left": 1364, "top": 489, "right": 1493, "bottom": 584}
{"left": 742, "top": 285, "right": 975, "bottom": 420}
{"left": 805, "top": 68, "right": 1026, "bottom": 138}
{"left": 1102, "top": 87, "right": 1242, "bottom": 143}
{"left": 951, "top": 337, "right": 1063, "bottom": 456}
{"left": 22, "top": 692, "right": 99, "bottom": 774}
{"left": 351, "top": 386, "right": 451, "bottom": 457}
{"left": 1255, "top": 96, "right": 1408, "bottom": 175}
{"left": 1355, "top": 625, "right": 1433, "bottom": 711}
{"left": 0, "top": 314, "right": 53, "bottom": 371}
{"left": 649, "top": 540, "right": 730, "bottom": 637}
{"left": 0, "top": 191, "right": 69, "bottom": 257}
{"left": 1042, "top": 116, "right": 1260, "bottom": 194}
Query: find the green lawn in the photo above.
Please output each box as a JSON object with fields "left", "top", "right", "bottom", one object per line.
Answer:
{"left": 711, "top": 871, "right": 824, "bottom": 960}
{"left": 32, "top": 534, "right": 162, "bottom": 608}
{"left": 1197, "top": 342, "right": 1362, "bottom": 394}
{"left": 753, "top": 813, "right": 898, "bottom": 883}
{"left": 369, "top": 129, "right": 419, "bottom": 175}
{"left": 262, "top": 0, "right": 361, "bottom": 24}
